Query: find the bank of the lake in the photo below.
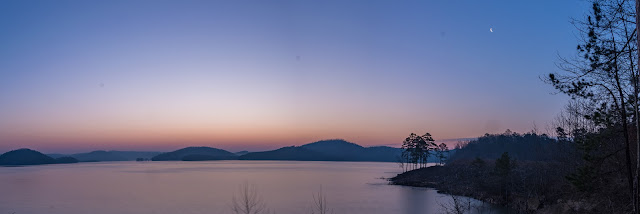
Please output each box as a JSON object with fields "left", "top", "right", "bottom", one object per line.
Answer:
{"left": 390, "top": 164, "right": 595, "bottom": 214}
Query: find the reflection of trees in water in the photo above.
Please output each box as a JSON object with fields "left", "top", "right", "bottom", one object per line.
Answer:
{"left": 399, "top": 188, "right": 429, "bottom": 214}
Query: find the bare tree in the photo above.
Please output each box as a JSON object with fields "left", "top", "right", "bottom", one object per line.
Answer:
{"left": 310, "top": 187, "right": 333, "bottom": 214}
{"left": 437, "top": 195, "right": 472, "bottom": 214}
{"left": 551, "top": 99, "right": 599, "bottom": 138}
{"left": 396, "top": 155, "right": 406, "bottom": 173}
{"left": 437, "top": 194, "right": 494, "bottom": 214}
{"left": 454, "top": 141, "right": 469, "bottom": 150}
{"left": 546, "top": 0, "right": 638, "bottom": 209}
{"left": 230, "top": 182, "right": 271, "bottom": 214}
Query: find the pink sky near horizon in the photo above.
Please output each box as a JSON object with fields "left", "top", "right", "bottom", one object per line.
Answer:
{"left": 0, "top": 136, "right": 477, "bottom": 154}
{"left": 0, "top": 0, "right": 586, "bottom": 154}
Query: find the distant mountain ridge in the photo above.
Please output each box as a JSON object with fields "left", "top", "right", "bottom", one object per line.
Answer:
{"left": 239, "top": 139, "right": 406, "bottom": 162}
{"left": 149, "top": 140, "right": 411, "bottom": 162}
{"left": 150, "top": 139, "right": 440, "bottom": 163}
{"left": 151, "top": 147, "right": 237, "bottom": 161}
{"left": 48, "top": 151, "right": 161, "bottom": 162}
{"left": 238, "top": 146, "right": 336, "bottom": 161}
{"left": 0, "top": 149, "right": 56, "bottom": 165}
{"left": 0, "top": 148, "right": 78, "bottom": 166}
{"left": 1, "top": 139, "right": 444, "bottom": 166}
{"left": 234, "top": 151, "right": 250, "bottom": 156}
{"left": 239, "top": 139, "right": 451, "bottom": 162}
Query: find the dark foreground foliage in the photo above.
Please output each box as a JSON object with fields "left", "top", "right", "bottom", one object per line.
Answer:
{"left": 393, "top": 1, "right": 640, "bottom": 211}
{"left": 392, "top": 131, "right": 631, "bottom": 213}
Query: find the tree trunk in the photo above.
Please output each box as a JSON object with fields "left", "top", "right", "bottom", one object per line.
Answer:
{"left": 614, "top": 65, "right": 635, "bottom": 212}
{"left": 636, "top": 1, "right": 640, "bottom": 212}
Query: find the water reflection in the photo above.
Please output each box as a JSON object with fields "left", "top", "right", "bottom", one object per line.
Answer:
{"left": 0, "top": 161, "right": 506, "bottom": 214}
{"left": 401, "top": 187, "right": 432, "bottom": 214}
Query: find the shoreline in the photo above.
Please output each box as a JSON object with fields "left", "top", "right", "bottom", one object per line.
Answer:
{"left": 389, "top": 165, "right": 596, "bottom": 214}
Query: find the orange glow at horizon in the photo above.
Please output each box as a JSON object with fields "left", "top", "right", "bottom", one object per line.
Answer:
{"left": 0, "top": 0, "right": 580, "bottom": 153}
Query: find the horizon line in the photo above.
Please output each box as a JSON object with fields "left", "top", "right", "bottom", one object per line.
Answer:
{"left": 0, "top": 137, "right": 476, "bottom": 155}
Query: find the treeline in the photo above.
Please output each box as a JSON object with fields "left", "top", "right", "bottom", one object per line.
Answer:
{"left": 394, "top": 0, "right": 640, "bottom": 211}
{"left": 399, "top": 133, "right": 449, "bottom": 172}
{"left": 393, "top": 118, "right": 633, "bottom": 213}
{"left": 393, "top": 131, "right": 581, "bottom": 213}
{"left": 545, "top": 0, "right": 640, "bottom": 212}
{"left": 449, "top": 130, "right": 577, "bottom": 162}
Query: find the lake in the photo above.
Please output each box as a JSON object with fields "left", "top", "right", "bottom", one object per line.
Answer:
{"left": 0, "top": 161, "right": 505, "bottom": 214}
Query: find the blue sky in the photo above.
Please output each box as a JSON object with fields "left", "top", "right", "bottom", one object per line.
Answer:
{"left": 0, "top": 0, "right": 589, "bottom": 153}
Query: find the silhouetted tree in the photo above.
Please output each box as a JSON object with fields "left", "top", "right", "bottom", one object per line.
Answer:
{"left": 495, "top": 152, "right": 513, "bottom": 178}
{"left": 552, "top": 99, "right": 599, "bottom": 138}
{"left": 401, "top": 132, "right": 437, "bottom": 171}
{"left": 392, "top": 131, "right": 589, "bottom": 212}
{"left": 495, "top": 152, "right": 514, "bottom": 203}
{"left": 435, "top": 143, "right": 449, "bottom": 166}
{"left": 545, "top": 0, "right": 639, "bottom": 209}
{"left": 556, "top": 127, "right": 569, "bottom": 142}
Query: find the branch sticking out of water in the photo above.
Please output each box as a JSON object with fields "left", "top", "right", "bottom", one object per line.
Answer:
{"left": 310, "top": 187, "right": 333, "bottom": 214}
{"left": 230, "top": 182, "right": 271, "bottom": 214}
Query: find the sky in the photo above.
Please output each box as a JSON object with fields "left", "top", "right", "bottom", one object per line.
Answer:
{"left": 0, "top": 0, "right": 589, "bottom": 153}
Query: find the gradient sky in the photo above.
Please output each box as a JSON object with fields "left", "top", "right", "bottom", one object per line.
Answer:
{"left": 0, "top": 0, "right": 588, "bottom": 153}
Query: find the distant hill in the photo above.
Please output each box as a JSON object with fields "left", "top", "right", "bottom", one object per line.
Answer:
{"left": 234, "top": 151, "right": 250, "bottom": 156}
{"left": 25, "top": 140, "right": 449, "bottom": 164}
{"left": 152, "top": 147, "right": 237, "bottom": 161}
{"left": 49, "top": 151, "right": 162, "bottom": 162}
{"left": 239, "top": 139, "right": 415, "bottom": 162}
{"left": 55, "top": 156, "right": 79, "bottom": 164}
{"left": 301, "top": 140, "right": 365, "bottom": 156}
{"left": 46, "top": 153, "right": 66, "bottom": 158}
{"left": 182, "top": 154, "right": 234, "bottom": 161}
{"left": 238, "top": 146, "right": 339, "bottom": 161}
{"left": 363, "top": 146, "right": 406, "bottom": 162}
{"left": 0, "top": 148, "right": 56, "bottom": 165}
{"left": 302, "top": 139, "right": 402, "bottom": 162}
{"left": 72, "top": 151, "right": 125, "bottom": 162}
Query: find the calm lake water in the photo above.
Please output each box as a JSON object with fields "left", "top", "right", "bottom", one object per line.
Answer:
{"left": 0, "top": 161, "right": 505, "bottom": 214}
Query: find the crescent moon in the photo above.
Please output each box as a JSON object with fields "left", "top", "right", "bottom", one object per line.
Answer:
{"left": 489, "top": 28, "right": 493, "bottom": 33}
